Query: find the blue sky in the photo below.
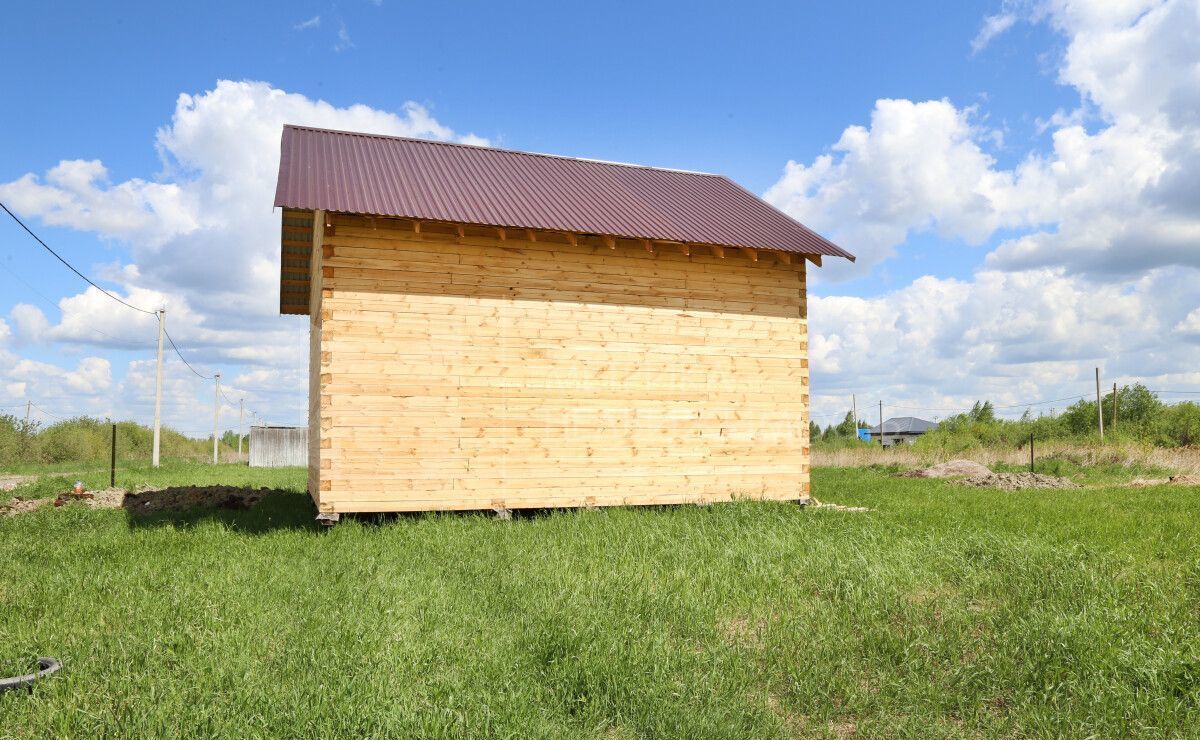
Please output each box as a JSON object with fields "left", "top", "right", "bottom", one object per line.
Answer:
{"left": 1, "top": 0, "right": 1198, "bottom": 433}
{"left": 3, "top": 1, "right": 1070, "bottom": 185}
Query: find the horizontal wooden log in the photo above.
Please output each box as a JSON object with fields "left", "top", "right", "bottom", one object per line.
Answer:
{"left": 307, "top": 216, "right": 811, "bottom": 512}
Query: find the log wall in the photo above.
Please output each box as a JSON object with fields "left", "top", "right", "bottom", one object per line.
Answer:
{"left": 309, "top": 213, "right": 810, "bottom": 512}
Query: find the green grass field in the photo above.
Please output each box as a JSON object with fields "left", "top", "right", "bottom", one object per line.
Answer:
{"left": 2, "top": 464, "right": 1199, "bottom": 738}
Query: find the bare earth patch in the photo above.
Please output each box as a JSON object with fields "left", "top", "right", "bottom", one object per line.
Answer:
{"left": 1130, "top": 474, "right": 1200, "bottom": 487}
{"left": 958, "top": 472, "right": 1080, "bottom": 491}
{"left": 895, "top": 460, "right": 1078, "bottom": 490}
{"left": 0, "top": 475, "right": 36, "bottom": 492}
{"left": 121, "top": 486, "right": 276, "bottom": 513}
{"left": 0, "top": 497, "right": 51, "bottom": 516}
{"left": 3, "top": 485, "right": 285, "bottom": 516}
{"left": 896, "top": 459, "right": 992, "bottom": 478}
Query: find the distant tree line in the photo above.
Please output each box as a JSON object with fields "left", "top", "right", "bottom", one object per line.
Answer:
{"left": 812, "top": 384, "right": 1200, "bottom": 450}
{"left": 0, "top": 415, "right": 243, "bottom": 467}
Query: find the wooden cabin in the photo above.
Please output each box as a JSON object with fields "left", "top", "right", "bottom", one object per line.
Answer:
{"left": 273, "top": 125, "right": 853, "bottom": 517}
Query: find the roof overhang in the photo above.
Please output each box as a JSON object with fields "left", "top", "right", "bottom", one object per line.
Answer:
{"left": 275, "top": 125, "right": 856, "bottom": 316}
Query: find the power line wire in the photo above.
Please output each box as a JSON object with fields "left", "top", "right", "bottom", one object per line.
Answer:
{"left": 0, "top": 256, "right": 156, "bottom": 348}
{"left": 30, "top": 402, "right": 67, "bottom": 420}
{"left": 887, "top": 394, "right": 1089, "bottom": 415}
{"left": 163, "top": 327, "right": 214, "bottom": 380}
{"left": 0, "top": 200, "right": 224, "bottom": 388}
{"left": 0, "top": 201, "right": 155, "bottom": 316}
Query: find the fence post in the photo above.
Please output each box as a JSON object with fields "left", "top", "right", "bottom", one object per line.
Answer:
{"left": 1029, "top": 432, "right": 1034, "bottom": 473}
{"left": 110, "top": 423, "right": 117, "bottom": 488}
{"left": 1112, "top": 382, "right": 1118, "bottom": 434}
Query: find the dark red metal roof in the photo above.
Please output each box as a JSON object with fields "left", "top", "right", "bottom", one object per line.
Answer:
{"left": 273, "top": 125, "right": 853, "bottom": 260}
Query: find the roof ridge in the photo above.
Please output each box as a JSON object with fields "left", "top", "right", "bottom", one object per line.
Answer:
{"left": 282, "top": 124, "right": 722, "bottom": 177}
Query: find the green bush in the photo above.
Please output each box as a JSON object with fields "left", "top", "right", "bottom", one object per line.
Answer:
{"left": 0, "top": 415, "right": 238, "bottom": 467}
{"left": 814, "top": 385, "right": 1200, "bottom": 453}
{"left": 0, "top": 413, "right": 39, "bottom": 467}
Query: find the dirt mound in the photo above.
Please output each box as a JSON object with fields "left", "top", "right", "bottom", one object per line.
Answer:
{"left": 959, "top": 472, "right": 1080, "bottom": 491}
{"left": 88, "top": 488, "right": 128, "bottom": 508}
{"left": 3, "top": 485, "right": 283, "bottom": 517}
{"left": 122, "top": 486, "right": 276, "bottom": 513}
{"left": 0, "top": 497, "right": 51, "bottom": 516}
{"left": 1168, "top": 474, "right": 1200, "bottom": 486}
{"left": 897, "top": 459, "right": 993, "bottom": 478}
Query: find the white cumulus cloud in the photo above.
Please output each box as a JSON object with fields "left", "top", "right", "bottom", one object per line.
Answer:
{"left": 0, "top": 80, "right": 486, "bottom": 428}
{"left": 792, "top": 0, "right": 1200, "bottom": 421}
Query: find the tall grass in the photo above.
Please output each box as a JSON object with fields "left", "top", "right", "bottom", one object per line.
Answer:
{"left": 2, "top": 468, "right": 1198, "bottom": 736}
{"left": 813, "top": 439, "right": 1200, "bottom": 476}
{"left": 0, "top": 414, "right": 238, "bottom": 468}
{"left": 814, "top": 385, "right": 1200, "bottom": 452}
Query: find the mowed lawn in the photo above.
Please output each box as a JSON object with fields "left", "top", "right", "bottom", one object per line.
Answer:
{"left": 1, "top": 465, "right": 1199, "bottom": 738}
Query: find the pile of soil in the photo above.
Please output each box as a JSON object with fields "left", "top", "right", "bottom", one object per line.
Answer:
{"left": 896, "top": 459, "right": 993, "bottom": 478}
{"left": 0, "top": 497, "right": 50, "bottom": 516}
{"left": 3, "top": 485, "right": 282, "bottom": 517}
{"left": 121, "top": 486, "right": 274, "bottom": 513}
{"left": 958, "top": 472, "right": 1081, "bottom": 491}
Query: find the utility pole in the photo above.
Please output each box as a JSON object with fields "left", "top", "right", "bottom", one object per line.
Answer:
{"left": 1112, "top": 382, "right": 1118, "bottom": 434}
{"left": 852, "top": 394, "right": 858, "bottom": 441}
{"left": 24, "top": 399, "right": 30, "bottom": 428}
{"left": 879, "top": 400, "right": 884, "bottom": 447}
{"left": 152, "top": 308, "right": 165, "bottom": 467}
{"left": 212, "top": 372, "right": 221, "bottom": 465}
{"left": 1095, "top": 367, "right": 1104, "bottom": 441}
{"left": 238, "top": 398, "right": 244, "bottom": 461}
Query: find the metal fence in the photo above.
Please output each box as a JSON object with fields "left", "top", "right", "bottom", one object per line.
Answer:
{"left": 248, "top": 426, "right": 308, "bottom": 467}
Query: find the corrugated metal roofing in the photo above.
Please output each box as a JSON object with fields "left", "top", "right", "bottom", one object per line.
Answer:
{"left": 868, "top": 417, "right": 939, "bottom": 435}
{"left": 273, "top": 125, "right": 853, "bottom": 260}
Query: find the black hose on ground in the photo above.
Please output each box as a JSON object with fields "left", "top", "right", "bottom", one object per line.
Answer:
{"left": 0, "top": 658, "right": 61, "bottom": 693}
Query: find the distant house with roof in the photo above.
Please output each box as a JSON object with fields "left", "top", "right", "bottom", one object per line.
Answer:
{"left": 867, "top": 417, "right": 938, "bottom": 446}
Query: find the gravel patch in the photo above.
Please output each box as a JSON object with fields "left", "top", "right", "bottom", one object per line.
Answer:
{"left": 958, "top": 472, "right": 1080, "bottom": 491}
